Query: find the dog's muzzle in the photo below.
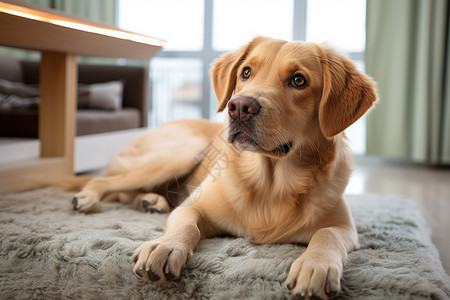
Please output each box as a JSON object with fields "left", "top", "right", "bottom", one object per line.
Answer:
{"left": 227, "top": 95, "right": 292, "bottom": 156}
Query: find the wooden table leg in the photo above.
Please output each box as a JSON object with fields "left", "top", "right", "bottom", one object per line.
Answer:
{"left": 40, "top": 51, "right": 77, "bottom": 175}
{"left": 0, "top": 51, "right": 77, "bottom": 193}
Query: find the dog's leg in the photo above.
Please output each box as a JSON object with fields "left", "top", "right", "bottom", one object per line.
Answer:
{"left": 102, "top": 191, "right": 139, "bottom": 205}
{"left": 131, "top": 170, "right": 230, "bottom": 282}
{"left": 285, "top": 225, "right": 358, "bottom": 300}
{"left": 131, "top": 205, "right": 205, "bottom": 282}
{"left": 72, "top": 153, "right": 198, "bottom": 213}
{"left": 101, "top": 192, "right": 122, "bottom": 203}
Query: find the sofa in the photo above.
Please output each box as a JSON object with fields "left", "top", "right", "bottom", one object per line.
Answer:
{"left": 0, "top": 55, "right": 150, "bottom": 137}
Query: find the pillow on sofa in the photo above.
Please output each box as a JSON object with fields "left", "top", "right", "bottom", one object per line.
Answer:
{"left": 0, "top": 79, "right": 40, "bottom": 111}
{"left": 0, "top": 78, "right": 40, "bottom": 98}
{"left": 0, "top": 79, "right": 124, "bottom": 111}
{"left": 0, "top": 94, "right": 40, "bottom": 111}
{"left": 78, "top": 81, "right": 124, "bottom": 111}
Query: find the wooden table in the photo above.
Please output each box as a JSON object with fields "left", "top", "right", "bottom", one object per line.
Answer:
{"left": 0, "top": 0, "right": 163, "bottom": 192}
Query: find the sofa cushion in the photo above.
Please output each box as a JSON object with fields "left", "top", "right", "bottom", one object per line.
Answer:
{"left": 78, "top": 81, "right": 124, "bottom": 111}
{"left": 0, "top": 108, "right": 141, "bottom": 137}
{"left": 76, "top": 108, "right": 140, "bottom": 135}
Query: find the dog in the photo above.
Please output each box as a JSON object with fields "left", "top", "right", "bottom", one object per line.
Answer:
{"left": 71, "top": 36, "right": 377, "bottom": 299}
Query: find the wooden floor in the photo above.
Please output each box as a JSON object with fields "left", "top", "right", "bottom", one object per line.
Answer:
{"left": 347, "top": 157, "right": 450, "bottom": 275}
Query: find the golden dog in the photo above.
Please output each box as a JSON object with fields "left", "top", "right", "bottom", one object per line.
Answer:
{"left": 71, "top": 37, "right": 377, "bottom": 299}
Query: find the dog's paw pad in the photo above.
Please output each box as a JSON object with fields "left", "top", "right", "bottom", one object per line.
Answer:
{"left": 72, "top": 190, "right": 100, "bottom": 213}
{"left": 72, "top": 197, "right": 79, "bottom": 210}
{"left": 146, "top": 269, "right": 161, "bottom": 282}
{"left": 164, "top": 262, "right": 177, "bottom": 281}
{"left": 142, "top": 199, "right": 158, "bottom": 210}
{"left": 325, "top": 283, "right": 339, "bottom": 298}
{"left": 134, "top": 268, "right": 143, "bottom": 278}
{"left": 136, "top": 193, "right": 169, "bottom": 213}
{"left": 286, "top": 278, "right": 296, "bottom": 291}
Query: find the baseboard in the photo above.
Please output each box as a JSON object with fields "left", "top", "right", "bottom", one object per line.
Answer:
{"left": 0, "top": 138, "right": 40, "bottom": 165}
{"left": 74, "top": 128, "right": 147, "bottom": 172}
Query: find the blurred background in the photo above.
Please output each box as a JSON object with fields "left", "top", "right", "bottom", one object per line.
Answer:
{"left": 0, "top": 0, "right": 449, "bottom": 274}
{"left": 0, "top": 0, "right": 369, "bottom": 153}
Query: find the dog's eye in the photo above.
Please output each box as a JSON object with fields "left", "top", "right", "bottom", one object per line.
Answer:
{"left": 241, "top": 67, "right": 251, "bottom": 80}
{"left": 290, "top": 74, "right": 307, "bottom": 88}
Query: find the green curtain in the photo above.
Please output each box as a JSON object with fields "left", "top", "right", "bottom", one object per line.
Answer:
{"left": 16, "top": 0, "right": 117, "bottom": 26}
{"left": 52, "top": 0, "right": 116, "bottom": 27}
{"left": 365, "top": 0, "right": 450, "bottom": 165}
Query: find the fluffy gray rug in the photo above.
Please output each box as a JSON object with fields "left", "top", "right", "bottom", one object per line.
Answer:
{"left": 0, "top": 188, "right": 449, "bottom": 299}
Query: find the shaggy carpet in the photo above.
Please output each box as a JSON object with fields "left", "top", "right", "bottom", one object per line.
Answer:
{"left": 0, "top": 188, "right": 449, "bottom": 300}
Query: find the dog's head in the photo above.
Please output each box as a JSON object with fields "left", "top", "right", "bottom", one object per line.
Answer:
{"left": 211, "top": 36, "right": 377, "bottom": 158}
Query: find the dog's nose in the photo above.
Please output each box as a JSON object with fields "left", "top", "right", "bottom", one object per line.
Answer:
{"left": 227, "top": 96, "right": 261, "bottom": 122}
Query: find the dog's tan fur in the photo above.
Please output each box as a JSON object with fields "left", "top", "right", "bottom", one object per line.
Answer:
{"left": 71, "top": 37, "right": 377, "bottom": 299}
{"left": 71, "top": 118, "right": 221, "bottom": 213}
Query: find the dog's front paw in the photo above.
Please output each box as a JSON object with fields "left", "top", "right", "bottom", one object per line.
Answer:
{"left": 72, "top": 190, "right": 100, "bottom": 213}
{"left": 132, "top": 238, "right": 192, "bottom": 283}
{"left": 285, "top": 251, "right": 342, "bottom": 300}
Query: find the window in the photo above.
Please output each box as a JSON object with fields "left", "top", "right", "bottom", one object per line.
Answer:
{"left": 118, "top": 0, "right": 204, "bottom": 51}
{"left": 306, "top": 0, "right": 366, "bottom": 53}
{"left": 212, "top": 0, "right": 293, "bottom": 51}
{"left": 118, "top": 0, "right": 367, "bottom": 153}
{"left": 150, "top": 59, "right": 204, "bottom": 124}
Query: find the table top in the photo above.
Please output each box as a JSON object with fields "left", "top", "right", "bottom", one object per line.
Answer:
{"left": 0, "top": 0, "right": 164, "bottom": 60}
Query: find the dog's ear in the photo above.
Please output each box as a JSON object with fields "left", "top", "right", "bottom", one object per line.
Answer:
{"left": 317, "top": 46, "right": 378, "bottom": 138}
{"left": 211, "top": 37, "right": 265, "bottom": 113}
